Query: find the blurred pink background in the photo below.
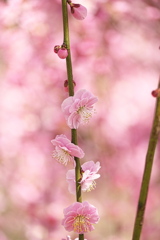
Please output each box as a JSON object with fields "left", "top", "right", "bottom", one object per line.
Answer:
{"left": 0, "top": 0, "right": 160, "bottom": 239}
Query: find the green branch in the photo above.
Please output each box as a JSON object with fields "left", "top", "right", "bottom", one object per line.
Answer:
{"left": 61, "top": 1, "right": 83, "bottom": 239}
{"left": 62, "top": 0, "right": 74, "bottom": 96}
{"left": 132, "top": 79, "right": 160, "bottom": 240}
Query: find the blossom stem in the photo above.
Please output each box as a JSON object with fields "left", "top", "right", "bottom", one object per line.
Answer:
{"left": 62, "top": 1, "right": 83, "bottom": 239}
{"left": 72, "top": 129, "right": 82, "bottom": 202}
{"left": 131, "top": 79, "right": 160, "bottom": 240}
{"left": 62, "top": 0, "right": 74, "bottom": 96}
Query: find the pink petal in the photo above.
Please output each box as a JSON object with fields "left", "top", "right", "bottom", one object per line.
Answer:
{"left": 68, "top": 145, "right": 84, "bottom": 158}
{"left": 66, "top": 169, "right": 75, "bottom": 179}
{"left": 68, "top": 111, "right": 81, "bottom": 129}
{"left": 61, "top": 97, "right": 74, "bottom": 115}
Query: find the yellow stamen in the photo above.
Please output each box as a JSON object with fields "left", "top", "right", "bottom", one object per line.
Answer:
{"left": 52, "top": 149, "right": 72, "bottom": 165}
{"left": 73, "top": 215, "right": 91, "bottom": 233}
{"left": 77, "top": 106, "right": 94, "bottom": 124}
{"left": 86, "top": 180, "right": 96, "bottom": 192}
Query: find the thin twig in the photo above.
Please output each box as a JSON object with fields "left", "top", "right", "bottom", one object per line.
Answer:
{"left": 132, "top": 78, "right": 160, "bottom": 240}
{"left": 61, "top": 1, "right": 84, "bottom": 239}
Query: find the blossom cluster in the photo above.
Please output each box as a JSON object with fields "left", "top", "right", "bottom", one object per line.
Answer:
{"left": 51, "top": 2, "right": 100, "bottom": 239}
{"left": 51, "top": 88, "right": 100, "bottom": 238}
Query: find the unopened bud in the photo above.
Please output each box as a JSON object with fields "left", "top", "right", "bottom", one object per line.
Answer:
{"left": 151, "top": 88, "right": 160, "bottom": 97}
{"left": 57, "top": 49, "right": 68, "bottom": 59}
{"left": 64, "top": 80, "right": 76, "bottom": 92}
{"left": 54, "top": 45, "right": 60, "bottom": 53}
{"left": 71, "top": 4, "right": 87, "bottom": 20}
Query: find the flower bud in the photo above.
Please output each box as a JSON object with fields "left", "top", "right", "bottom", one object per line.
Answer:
{"left": 151, "top": 88, "right": 160, "bottom": 97}
{"left": 71, "top": 4, "right": 87, "bottom": 20}
{"left": 54, "top": 45, "right": 60, "bottom": 53}
{"left": 57, "top": 48, "right": 68, "bottom": 59}
{"left": 64, "top": 80, "right": 76, "bottom": 92}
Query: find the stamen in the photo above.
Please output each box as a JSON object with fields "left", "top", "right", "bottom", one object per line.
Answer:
{"left": 86, "top": 180, "right": 96, "bottom": 192}
{"left": 73, "top": 215, "right": 91, "bottom": 233}
{"left": 77, "top": 106, "right": 94, "bottom": 124}
{"left": 52, "top": 149, "right": 72, "bottom": 165}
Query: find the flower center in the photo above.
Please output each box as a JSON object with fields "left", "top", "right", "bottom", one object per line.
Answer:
{"left": 73, "top": 215, "right": 91, "bottom": 233}
{"left": 52, "top": 149, "right": 73, "bottom": 165}
{"left": 77, "top": 106, "right": 94, "bottom": 124}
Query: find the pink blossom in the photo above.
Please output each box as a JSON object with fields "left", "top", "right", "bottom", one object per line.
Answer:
{"left": 81, "top": 161, "right": 101, "bottom": 191}
{"left": 51, "top": 134, "right": 84, "bottom": 165}
{"left": 70, "top": 4, "right": 87, "bottom": 20}
{"left": 61, "top": 89, "right": 98, "bottom": 129}
{"left": 66, "top": 161, "right": 101, "bottom": 194}
{"left": 57, "top": 48, "right": 68, "bottom": 59}
{"left": 62, "top": 201, "right": 99, "bottom": 234}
